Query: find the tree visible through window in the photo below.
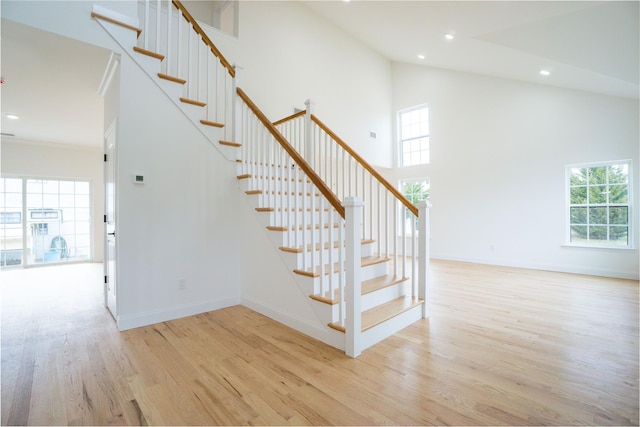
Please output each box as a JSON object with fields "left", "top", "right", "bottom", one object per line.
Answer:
{"left": 400, "top": 178, "right": 430, "bottom": 234}
{"left": 399, "top": 105, "right": 429, "bottom": 166}
{"left": 567, "top": 161, "right": 631, "bottom": 247}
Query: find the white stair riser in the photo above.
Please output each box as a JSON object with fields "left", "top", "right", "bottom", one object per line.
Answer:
{"left": 292, "top": 260, "right": 388, "bottom": 295}
{"left": 266, "top": 227, "right": 345, "bottom": 248}
{"left": 361, "top": 281, "right": 409, "bottom": 311}
{"left": 156, "top": 77, "right": 184, "bottom": 101}
{"left": 360, "top": 304, "right": 423, "bottom": 350}
{"left": 254, "top": 210, "right": 332, "bottom": 227}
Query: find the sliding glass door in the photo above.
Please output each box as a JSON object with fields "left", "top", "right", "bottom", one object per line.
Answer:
{"left": 0, "top": 177, "right": 92, "bottom": 267}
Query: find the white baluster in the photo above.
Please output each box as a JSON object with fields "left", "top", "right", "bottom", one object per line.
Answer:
{"left": 155, "top": 0, "right": 160, "bottom": 52}
{"left": 144, "top": 0, "right": 150, "bottom": 50}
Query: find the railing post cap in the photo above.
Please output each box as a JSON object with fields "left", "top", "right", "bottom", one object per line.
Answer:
{"left": 233, "top": 63, "right": 243, "bottom": 71}
{"left": 418, "top": 200, "right": 432, "bottom": 209}
{"left": 343, "top": 197, "right": 364, "bottom": 207}
{"left": 304, "top": 99, "right": 315, "bottom": 106}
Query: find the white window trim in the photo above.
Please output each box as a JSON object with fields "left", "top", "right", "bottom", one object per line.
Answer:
{"left": 397, "top": 104, "right": 429, "bottom": 168}
{"left": 564, "top": 159, "right": 633, "bottom": 249}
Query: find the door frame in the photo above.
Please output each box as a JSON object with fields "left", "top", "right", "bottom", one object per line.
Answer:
{"left": 104, "top": 119, "right": 117, "bottom": 320}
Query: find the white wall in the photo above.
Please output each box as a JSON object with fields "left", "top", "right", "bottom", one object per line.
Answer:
{"left": 385, "top": 63, "right": 639, "bottom": 279}
{"left": 0, "top": 139, "right": 105, "bottom": 262}
{"left": 230, "top": 1, "right": 393, "bottom": 168}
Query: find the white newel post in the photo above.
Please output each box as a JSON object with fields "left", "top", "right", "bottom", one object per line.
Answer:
{"left": 232, "top": 64, "right": 242, "bottom": 143}
{"left": 304, "top": 99, "right": 315, "bottom": 168}
{"left": 344, "top": 197, "right": 363, "bottom": 358}
{"left": 418, "top": 201, "right": 432, "bottom": 318}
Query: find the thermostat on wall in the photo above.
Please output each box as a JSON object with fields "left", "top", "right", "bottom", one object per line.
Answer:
{"left": 133, "top": 174, "right": 145, "bottom": 184}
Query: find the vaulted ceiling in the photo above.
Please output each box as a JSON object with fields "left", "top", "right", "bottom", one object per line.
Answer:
{"left": 1, "top": 1, "right": 638, "bottom": 148}
{"left": 302, "top": 0, "right": 639, "bottom": 99}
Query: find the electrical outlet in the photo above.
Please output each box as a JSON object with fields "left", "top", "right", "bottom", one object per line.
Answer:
{"left": 178, "top": 278, "right": 186, "bottom": 290}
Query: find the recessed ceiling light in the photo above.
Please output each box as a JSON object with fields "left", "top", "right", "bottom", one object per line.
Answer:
{"left": 417, "top": 54, "right": 425, "bottom": 60}
{"left": 444, "top": 33, "right": 454, "bottom": 41}
{"left": 539, "top": 70, "right": 551, "bottom": 76}
{"left": 5, "top": 114, "right": 19, "bottom": 120}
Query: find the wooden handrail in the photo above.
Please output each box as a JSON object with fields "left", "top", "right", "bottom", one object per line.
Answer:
{"left": 172, "top": 0, "right": 235, "bottom": 78}
{"left": 311, "top": 115, "right": 419, "bottom": 217}
{"left": 273, "top": 110, "right": 306, "bottom": 127}
{"left": 237, "top": 88, "right": 345, "bottom": 219}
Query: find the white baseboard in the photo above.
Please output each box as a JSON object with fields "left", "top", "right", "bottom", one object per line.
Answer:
{"left": 117, "top": 296, "right": 241, "bottom": 331}
{"left": 241, "top": 297, "right": 345, "bottom": 351}
{"left": 432, "top": 253, "right": 639, "bottom": 281}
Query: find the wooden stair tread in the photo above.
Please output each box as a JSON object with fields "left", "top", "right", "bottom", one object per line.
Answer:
{"left": 91, "top": 12, "right": 142, "bottom": 36}
{"left": 220, "top": 140, "right": 242, "bottom": 147}
{"left": 328, "top": 296, "right": 423, "bottom": 333}
{"left": 237, "top": 174, "right": 252, "bottom": 180}
{"left": 267, "top": 223, "right": 342, "bottom": 232}
{"left": 201, "top": 120, "right": 224, "bottom": 128}
{"left": 279, "top": 238, "right": 374, "bottom": 254}
{"left": 133, "top": 46, "right": 164, "bottom": 61}
{"left": 158, "top": 73, "right": 186, "bottom": 84}
{"left": 293, "top": 256, "right": 389, "bottom": 278}
{"left": 363, "top": 274, "right": 409, "bottom": 295}
{"left": 180, "top": 97, "right": 206, "bottom": 107}
{"left": 310, "top": 274, "right": 409, "bottom": 305}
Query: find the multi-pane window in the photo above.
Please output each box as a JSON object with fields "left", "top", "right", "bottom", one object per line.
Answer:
{"left": 0, "top": 177, "right": 92, "bottom": 267}
{"left": 567, "top": 161, "right": 631, "bottom": 247}
{"left": 400, "top": 178, "right": 430, "bottom": 234}
{"left": 0, "top": 178, "right": 24, "bottom": 267}
{"left": 399, "top": 105, "right": 429, "bottom": 166}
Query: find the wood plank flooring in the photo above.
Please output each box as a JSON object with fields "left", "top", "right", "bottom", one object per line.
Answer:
{"left": 1, "top": 260, "right": 638, "bottom": 425}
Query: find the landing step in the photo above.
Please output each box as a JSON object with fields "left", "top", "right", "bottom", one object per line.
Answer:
{"left": 158, "top": 73, "right": 186, "bottom": 85}
{"left": 133, "top": 46, "right": 164, "bottom": 61}
{"left": 220, "top": 140, "right": 242, "bottom": 147}
{"left": 293, "top": 256, "right": 389, "bottom": 278}
{"left": 310, "top": 274, "right": 409, "bottom": 304}
{"left": 201, "top": 120, "right": 224, "bottom": 128}
{"left": 328, "top": 296, "right": 423, "bottom": 333}
{"left": 180, "top": 97, "right": 206, "bottom": 107}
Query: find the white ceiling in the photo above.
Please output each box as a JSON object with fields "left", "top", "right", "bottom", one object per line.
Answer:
{"left": 302, "top": 0, "right": 639, "bottom": 99}
{"left": 1, "top": 1, "right": 638, "bottom": 148}
{"left": 1, "top": 19, "right": 111, "bottom": 148}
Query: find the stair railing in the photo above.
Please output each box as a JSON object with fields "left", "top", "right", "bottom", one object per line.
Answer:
{"left": 137, "top": 0, "right": 235, "bottom": 141}
{"left": 237, "top": 88, "right": 369, "bottom": 355}
{"left": 275, "top": 103, "right": 430, "bottom": 309}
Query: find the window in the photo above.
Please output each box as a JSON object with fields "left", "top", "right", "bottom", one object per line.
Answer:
{"left": 399, "top": 105, "right": 429, "bottom": 166}
{"left": 567, "top": 161, "right": 632, "bottom": 247}
{"left": 0, "top": 177, "right": 92, "bottom": 267}
{"left": 400, "top": 178, "right": 430, "bottom": 234}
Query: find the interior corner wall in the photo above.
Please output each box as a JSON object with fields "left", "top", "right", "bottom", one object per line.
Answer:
{"left": 1, "top": 139, "right": 105, "bottom": 263}
{"left": 232, "top": 1, "right": 393, "bottom": 168}
{"left": 387, "top": 63, "right": 639, "bottom": 280}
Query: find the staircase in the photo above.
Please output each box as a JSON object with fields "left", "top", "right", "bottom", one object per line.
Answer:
{"left": 91, "top": 0, "right": 431, "bottom": 357}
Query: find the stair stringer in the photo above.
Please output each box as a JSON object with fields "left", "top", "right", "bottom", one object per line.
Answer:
{"left": 236, "top": 188, "right": 347, "bottom": 351}
{"left": 91, "top": 6, "right": 237, "bottom": 162}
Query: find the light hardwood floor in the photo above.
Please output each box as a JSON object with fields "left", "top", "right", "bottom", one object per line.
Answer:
{"left": 1, "top": 261, "right": 638, "bottom": 425}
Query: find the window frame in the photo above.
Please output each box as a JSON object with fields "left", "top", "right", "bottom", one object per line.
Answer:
{"left": 398, "top": 104, "right": 430, "bottom": 167}
{"left": 565, "top": 160, "right": 633, "bottom": 249}
{"left": 1, "top": 175, "right": 94, "bottom": 268}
